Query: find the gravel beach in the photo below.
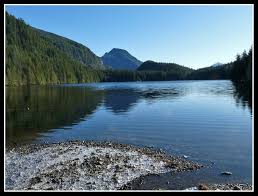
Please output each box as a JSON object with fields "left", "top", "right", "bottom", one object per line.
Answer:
{"left": 185, "top": 183, "right": 252, "bottom": 191}
{"left": 5, "top": 141, "right": 202, "bottom": 190}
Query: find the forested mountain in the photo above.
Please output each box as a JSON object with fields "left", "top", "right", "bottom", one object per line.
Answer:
{"left": 35, "top": 29, "right": 105, "bottom": 70}
{"left": 186, "top": 64, "right": 232, "bottom": 80}
{"left": 187, "top": 49, "right": 252, "bottom": 81}
{"left": 101, "top": 48, "right": 142, "bottom": 70}
{"left": 137, "top": 61, "right": 193, "bottom": 79}
{"left": 5, "top": 12, "right": 106, "bottom": 85}
{"left": 210, "top": 62, "right": 223, "bottom": 67}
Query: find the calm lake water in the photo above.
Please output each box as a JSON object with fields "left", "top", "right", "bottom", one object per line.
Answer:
{"left": 6, "top": 80, "right": 252, "bottom": 187}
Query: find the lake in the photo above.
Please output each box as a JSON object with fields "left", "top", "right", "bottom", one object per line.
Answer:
{"left": 5, "top": 80, "right": 252, "bottom": 188}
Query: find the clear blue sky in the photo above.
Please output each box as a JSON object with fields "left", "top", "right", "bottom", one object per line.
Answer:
{"left": 5, "top": 5, "right": 253, "bottom": 69}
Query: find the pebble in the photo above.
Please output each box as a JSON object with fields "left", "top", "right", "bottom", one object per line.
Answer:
{"left": 221, "top": 171, "right": 232, "bottom": 175}
{"left": 198, "top": 184, "right": 209, "bottom": 190}
{"left": 233, "top": 186, "right": 241, "bottom": 190}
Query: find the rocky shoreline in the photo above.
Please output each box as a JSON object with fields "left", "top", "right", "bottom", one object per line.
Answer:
{"left": 186, "top": 183, "right": 252, "bottom": 191}
{"left": 5, "top": 141, "right": 202, "bottom": 190}
{"left": 120, "top": 174, "right": 252, "bottom": 191}
{"left": 5, "top": 141, "right": 252, "bottom": 191}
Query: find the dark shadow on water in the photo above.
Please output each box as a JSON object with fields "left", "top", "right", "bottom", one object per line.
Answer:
{"left": 231, "top": 80, "right": 252, "bottom": 115}
{"left": 6, "top": 85, "right": 104, "bottom": 147}
{"left": 104, "top": 89, "right": 140, "bottom": 114}
{"left": 103, "top": 88, "right": 186, "bottom": 113}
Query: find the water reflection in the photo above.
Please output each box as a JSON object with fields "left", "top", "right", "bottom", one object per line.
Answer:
{"left": 104, "top": 89, "right": 140, "bottom": 114}
{"left": 103, "top": 88, "right": 186, "bottom": 113}
{"left": 5, "top": 80, "right": 252, "bottom": 146}
{"left": 232, "top": 81, "right": 252, "bottom": 114}
{"left": 140, "top": 88, "right": 185, "bottom": 100}
{"left": 6, "top": 86, "right": 104, "bottom": 146}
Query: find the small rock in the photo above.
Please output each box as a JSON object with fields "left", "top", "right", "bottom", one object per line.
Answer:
{"left": 140, "top": 179, "right": 144, "bottom": 185}
{"left": 115, "top": 165, "right": 121, "bottom": 171}
{"left": 198, "top": 184, "right": 209, "bottom": 190}
{"left": 233, "top": 186, "right": 241, "bottom": 190}
{"left": 221, "top": 171, "right": 232, "bottom": 175}
{"left": 112, "top": 175, "right": 118, "bottom": 183}
{"left": 51, "top": 178, "right": 59, "bottom": 184}
{"left": 158, "top": 188, "right": 166, "bottom": 190}
{"left": 30, "top": 176, "right": 42, "bottom": 184}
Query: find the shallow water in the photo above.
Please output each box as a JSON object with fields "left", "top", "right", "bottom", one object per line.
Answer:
{"left": 5, "top": 80, "right": 252, "bottom": 186}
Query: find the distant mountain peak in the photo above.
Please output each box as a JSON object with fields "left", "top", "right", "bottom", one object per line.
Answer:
{"left": 211, "top": 62, "right": 223, "bottom": 67}
{"left": 101, "top": 48, "right": 142, "bottom": 70}
{"left": 110, "top": 48, "right": 127, "bottom": 52}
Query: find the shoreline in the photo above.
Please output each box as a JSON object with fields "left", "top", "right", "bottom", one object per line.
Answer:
{"left": 5, "top": 141, "right": 252, "bottom": 191}
{"left": 5, "top": 141, "right": 201, "bottom": 190}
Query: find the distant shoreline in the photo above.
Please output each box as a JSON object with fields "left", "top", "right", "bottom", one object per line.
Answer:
{"left": 5, "top": 79, "right": 235, "bottom": 88}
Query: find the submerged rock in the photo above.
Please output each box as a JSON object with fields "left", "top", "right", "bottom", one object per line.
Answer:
{"left": 221, "top": 171, "right": 232, "bottom": 175}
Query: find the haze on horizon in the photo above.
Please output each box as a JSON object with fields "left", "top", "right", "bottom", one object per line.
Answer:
{"left": 5, "top": 5, "right": 253, "bottom": 69}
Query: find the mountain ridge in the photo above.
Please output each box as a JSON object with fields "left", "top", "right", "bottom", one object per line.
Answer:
{"left": 210, "top": 62, "right": 223, "bottom": 67}
{"left": 101, "top": 48, "right": 142, "bottom": 70}
{"left": 5, "top": 12, "right": 106, "bottom": 85}
{"left": 34, "top": 28, "right": 106, "bottom": 70}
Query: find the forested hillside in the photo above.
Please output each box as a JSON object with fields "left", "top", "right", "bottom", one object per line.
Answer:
{"left": 137, "top": 61, "right": 193, "bottom": 79}
{"left": 187, "top": 48, "right": 252, "bottom": 81}
{"left": 186, "top": 64, "right": 232, "bottom": 80}
{"left": 35, "top": 29, "right": 105, "bottom": 70}
{"left": 5, "top": 12, "right": 105, "bottom": 85}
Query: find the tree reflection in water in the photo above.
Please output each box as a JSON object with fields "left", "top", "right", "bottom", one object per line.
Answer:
{"left": 6, "top": 80, "right": 252, "bottom": 147}
{"left": 6, "top": 86, "right": 104, "bottom": 146}
{"left": 232, "top": 80, "right": 252, "bottom": 114}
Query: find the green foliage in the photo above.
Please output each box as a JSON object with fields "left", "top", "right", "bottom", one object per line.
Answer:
{"left": 36, "top": 29, "right": 106, "bottom": 70}
{"left": 186, "top": 64, "right": 232, "bottom": 80}
{"left": 6, "top": 12, "right": 105, "bottom": 86}
{"left": 137, "top": 61, "right": 193, "bottom": 78}
{"left": 230, "top": 49, "right": 252, "bottom": 111}
{"left": 101, "top": 69, "right": 191, "bottom": 82}
{"left": 136, "top": 61, "right": 193, "bottom": 80}
{"left": 230, "top": 48, "right": 252, "bottom": 82}
{"left": 187, "top": 48, "right": 252, "bottom": 81}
